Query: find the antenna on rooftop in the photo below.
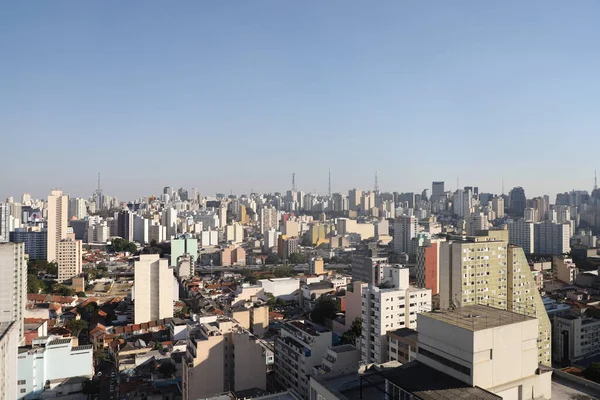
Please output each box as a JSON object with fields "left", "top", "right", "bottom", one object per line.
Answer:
{"left": 292, "top": 173, "right": 296, "bottom": 192}
{"left": 374, "top": 171, "right": 379, "bottom": 192}
{"left": 97, "top": 172, "right": 101, "bottom": 190}
{"left": 595, "top": 170, "right": 598, "bottom": 191}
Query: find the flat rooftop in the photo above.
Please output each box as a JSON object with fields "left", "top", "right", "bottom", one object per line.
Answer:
{"left": 422, "top": 305, "right": 534, "bottom": 331}
{"left": 383, "top": 361, "right": 501, "bottom": 400}
{"left": 330, "top": 344, "right": 358, "bottom": 354}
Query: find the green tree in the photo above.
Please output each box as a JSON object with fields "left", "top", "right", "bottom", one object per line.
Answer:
{"left": 27, "top": 274, "right": 44, "bottom": 294}
{"left": 288, "top": 253, "right": 307, "bottom": 264}
{"left": 310, "top": 296, "right": 340, "bottom": 325}
{"left": 265, "top": 253, "right": 281, "bottom": 265}
{"left": 341, "top": 318, "right": 362, "bottom": 345}
{"left": 265, "top": 292, "right": 276, "bottom": 306}
{"left": 584, "top": 362, "right": 600, "bottom": 383}
{"left": 66, "top": 319, "right": 89, "bottom": 337}
{"left": 109, "top": 238, "right": 137, "bottom": 253}
{"left": 273, "top": 265, "right": 294, "bottom": 278}
{"left": 76, "top": 291, "right": 87, "bottom": 298}
{"left": 53, "top": 285, "right": 75, "bottom": 296}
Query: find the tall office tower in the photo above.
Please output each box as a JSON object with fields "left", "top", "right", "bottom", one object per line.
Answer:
{"left": 534, "top": 220, "right": 571, "bottom": 255}
{"left": 532, "top": 196, "right": 548, "bottom": 221}
{"left": 163, "top": 186, "right": 173, "bottom": 197}
{"left": 431, "top": 181, "right": 445, "bottom": 203}
{"left": 491, "top": 196, "right": 505, "bottom": 219}
{"left": 439, "top": 235, "right": 551, "bottom": 365}
{"left": 452, "top": 189, "right": 473, "bottom": 218}
{"left": 0, "top": 203, "right": 9, "bottom": 243}
{"left": 393, "top": 215, "right": 418, "bottom": 254}
{"left": 507, "top": 219, "right": 535, "bottom": 254}
{"left": 117, "top": 209, "right": 134, "bottom": 241}
{"left": 133, "top": 214, "right": 149, "bottom": 244}
{"left": 183, "top": 319, "right": 268, "bottom": 400}
{"left": 465, "top": 213, "right": 490, "bottom": 236}
{"left": 0, "top": 243, "right": 26, "bottom": 342}
{"left": 57, "top": 239, "right": 82, "bottom": 283}
{"left": 509, "top": 186, "right": 526, "bottom": 217}
{"left": 259, "top": 205, "right": 278, "bottom": 234}
{"left": 46, "top": 189, "right": 68, "bottom": 262}
{"left": 348, "top": 188, "right": 362, "bottom": 211}
{"left": 134, "top": 254, "right": 173, "bottom": 324}
{"left": 9, "top": 229, "right": 48, "bottom": 260}
{"left": 274, "top": 320, "right": 332, "bottom": 399}
{"left": 360, "top": 266, "right": 432, "bottom": 364}
{"left": 67, "top": 198, "right": 87, "bottom": 220}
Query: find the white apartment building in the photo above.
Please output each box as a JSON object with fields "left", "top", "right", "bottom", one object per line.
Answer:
{"left": 0, "top": 322, "right": 17, "bottom": 400}
{"left": 264, "top": 229, "right": 280, "bottom": 251}
{"left": 200, "top": 229, "right": 219, "bottom": 246}
{"left": 17, "top": 336, "right": 94, "bottom": 399}
{"left": 0, "top": 243, "right": 26, "bottom": 342}
{"left": 554, "top": 315, "right": 600, "bottom": 365}
{"left": 148, "top": 222, "right": 166, "bottom": 244}
{"left": 507, "top": 218, "right": 535, "bottom": 254}
{"left": 182, "top": 318, "right": 268, "bottom": 400}
{"left": 133, "top": 254, "right": 174, "bottom": 324}
{"left": 133, "top": 214, "right": 149, "bottom": 244}
{"left": 393, "top": 215, "right": 418, "bottom": 254}
{"left": 57, "top": 239, "right": 82, "bottom": 283}
{"left": 258, "top": 277, "right": 300, "bottom": 301}
{"left": 553, "top": 256, "right": 578, "bottom": 285}
{"left": 534, "top": 220, "right": 570, "bottom": 255}
{"left": 361, "top": 266, "right": 431, "bottom": 364}
{"left": 274, "top": 320, "right": 332, "bottom": 399}
{"left": 46, "top": 189, "right": 68, "bottom": 262}
{"left": 87, "top": 220, "right": 110, "bottom": 243}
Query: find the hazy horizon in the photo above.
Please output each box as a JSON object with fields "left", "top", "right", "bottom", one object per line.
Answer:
{"left": 3, "top": 1, "right": 600, "bottom": 200}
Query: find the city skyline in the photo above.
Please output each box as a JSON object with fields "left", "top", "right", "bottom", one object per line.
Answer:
{"left": 3, "top": 1, "right": 600, "bottom": 199}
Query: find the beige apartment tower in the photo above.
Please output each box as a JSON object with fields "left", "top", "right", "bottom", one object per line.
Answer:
{"left": 134, "top": 254, "right": 174, "bottom": 324}
{"left": 46, "top": 189, "right": 68, "bottom": 262}
{"left": 57, "top": 239, "right": 82, "bottom": 283}
{"left": 0, "top": 243, "right": 27, "bottom": 342}
{"left": 439, "top": 234, "right": 551, "bottom": 366}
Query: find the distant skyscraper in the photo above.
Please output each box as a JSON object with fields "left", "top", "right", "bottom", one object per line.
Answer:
{"left": 507, "top": 219, "right": 535, "bottom": 254}
{"left": 348, "top": 188, "right": 362, "bottom": 211}
{"left": 46, "top": 190, "right": 68, "bottom": 262}
{"left": 68, "top": 198, "right": 87, "bottom": 220}
{"left": 432, "top": 181, "right": 445, "bottom": 202}
{"left": 0, "top": 242, "right": 26, "bottom": 342}
{"left": 491, "top": 196, "right": 505, "bottom": 219}
{"left": 509, "top": 187, "right": 526, "bottom": 217}
{"left": 57, "top": 239, "right": 82, "bottom": 283}
{"left": 117, "top": 209, "right": 134, "bottom": 241}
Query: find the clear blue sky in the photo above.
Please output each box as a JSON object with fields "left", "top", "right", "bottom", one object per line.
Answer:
{"left": 2, "top": 1, "right": 599, "bottom": 200}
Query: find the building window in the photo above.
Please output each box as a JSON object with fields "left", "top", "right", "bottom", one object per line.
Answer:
{"left": 18, "top": 380, "right": 26, "bottom": 385}
{"left": 21, "top": 389, "right": 26, "bottom": 394}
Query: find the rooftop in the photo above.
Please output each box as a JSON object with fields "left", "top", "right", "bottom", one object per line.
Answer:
{"left": 383, "top": 361, "right": 501, "bottom": 400}
{"left": 329, "top": 344, "right": 357, "bottom": 354}
{"left": 386, "top": 328, "right": 418, "bottom": 341}
{"left": 422, "top": 305, "right": 534, "bottom": 331}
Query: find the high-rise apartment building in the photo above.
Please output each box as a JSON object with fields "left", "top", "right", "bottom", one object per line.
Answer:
{"left": 0, "top": 322, "right": 18, "bottom": 400}
{"left": 9, "top": 229, "right": 47, "bottom": 260}
{"left": 57, "top": 239, "right": 82, "bottom": 283}
{"left": 133, "top": 254, "right": 174, "bottom": 324}
{"left": 491, "top": 196, "right": 505, "bottom": 219}
{"left": 0, "top": 203, "right": 9, "bottom": 243}
{"left": 348, "top": 188, "right": 362, "bottom": 211}
{"left": 259, "top": 205, "right": 278, "bottom": 234}
{"left": 309, "top": 256, "right": 324, "bottom": 275}
{"left": 415, "top": 238, "right": 445, "bottom": 295}
{"left": 183, "top": 318, "right": 268, "bottom": 400}
{"left": 393, "top": 215, "right": 418, "bottom": 254}
{"left": 275, "top": 320, "right": 332, "bottom": 399}
{"left": 360, "top": 267, "right": 431, "bottom": 364}
{"left": 534, "top": 220, "right": 570, "bottom": 255}
{"left": 439, "top": 235, "right": 551, "bottom": 365}
{"left": 507, "top": 219, "right": 535, "bottom": 254}
{"left": 117, "top": 209, "right": 133, "bottom": 242}
{"left": 0, "top": 243, "right": 26, "bottom": 342}
{"left": 46, "top": 190, "right": 68, "bottom": 262}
